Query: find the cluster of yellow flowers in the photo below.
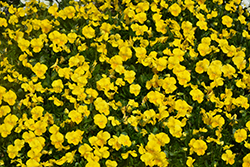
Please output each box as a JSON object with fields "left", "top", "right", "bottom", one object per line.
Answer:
{"left": 1, "top": 0, "right": 250, "bottom": 166}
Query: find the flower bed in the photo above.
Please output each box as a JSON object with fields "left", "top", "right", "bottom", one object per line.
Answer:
{"left": 1, "top": 0, "right": 250, "bottom": 166}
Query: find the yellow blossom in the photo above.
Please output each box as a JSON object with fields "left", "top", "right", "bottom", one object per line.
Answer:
{"left": 118, "top": 134, "right": 131, "bottom": 147}
{"left": 147, "top": 91, "right": 165, "bottom": 106}
{"left": 17, "top": 38, "right": 30, "bottom": 52}
{"left": 190, "top": 89, "right": 204, "bottom": 103}
{"left": 168, "top": 3, "right": 182, "bottom": 17}
{"left": 32, "top": 63, "right": 48, "bottom": 79}
{"left": 134, "top": 12, "right": 147, "bottom": 24}
{"left": 154, "top": 57, "right": 168, "bottom": 71}
{"left": 124, "top": 70, "right": 136, "bottom": 84}
{"left": 89, "top": 130, "right": 110, "bottom": 147}
{"left": 234, "top": 129, "right": 247, "bottom": 143}
{"left": 232, "top": 56, "right": 246, "bottom": 71}
{"left": 246, "top": 121, "right": 250, "bottom": 131}
{"left": 51, "top": 79, "right": 64, "bottom": 93}
{"left": 196, "top": 20, "right": 208, "bottom": 31}
{"left": 211, "top": 115, "right": 225, "bottom": 128}
{"left": 129, "top": 84, "right": 141, "bottom": 96}
{"left": 30, "top": 106, "right": 44, "bottom": 120}
{"left": 40, "top": 19, "right": 52, "bottom": 33}
{"left": 0, "top": 105, "right": 11, "bottom": 118}
{"left": 198, "top": 43, "right": 211, "bottom": 56}
{"left": 186, "top": 156, "right": 195, "bottom": 167}
{"left": 165, "top": 116, "right": 184, "bottom": 138}
{"left": 9, "top": 15, "right": 18, "bottom": 25}
{"left": 93, "top": 146, "right": 110, "bottom": 159}
{"left": 0, "top": 17, "right": 7, "bottom": 27}
{"left": 222, "top": 15, "right": 233, "bottom": 27}
{"left": 50, "top": 132, "right": 65, "bottom": 150}
{"left": 94, "top": 97, "right": 110, "bottom": 115}
{"left": 108, "top": 116, "right": 121, "bottom": 126}
{"left": 109, "top": 55, "right": 123, "bottom": 71}
{"left": 174, "top": 99, "right": 191, "bottom": 118}
{"left": 162, "top": 76, "right": 177, "bottom": 94}
{"left": 108, "top": 135, "right": 121, "bottom": 151}
{"left": 131, "top": 23, "right": 148, "bottom": 36}
{"left": 28, "top": 137, "right": 45, "bottom": 153}
{"left": 195, "top": 59, "right": 210, "bottom": 74}
{"left": 221, "top": 64, "right": 236, "bottom": 79}
{"left": 207, "top": 60, "right": 222, "bottom": 80}
{"left": 48, "top": 95, "right": 64, "bottom": 106}
{"left": 64, "top": 6, "right": 76, "bottom": 19}
{"left": 26, "top": 159, "right": 40, "bottom": 167}
{"left": 48, "top": 3, "right": 58, "bottom": 16}
{"left": 65, "top": 129, "right": 84, "bottom": 145}
{"left": 243, "top": 153, "right": 250, "bottom": 167}
{"left": 176, "top": 70, "right": 191, "bottom": 86}
{"left": 94, "top": 114, "right": 108, "bottom": 129}
{"left": 119, "top": 46, "right": 132, "bottom": 61}
{"left": 30, "top": 38, "right": 43, "bottom": 53}
{"left": 82, "top": 26, "right": 95, "bottom": 39}
{"left": 68, "top": 109, "right": 82, "bottom": 124}
{"left": 121, "top": 150, "right": 137, "bottom": 159}
{"left": 22, "top": 131, "right": 36, "bottom": 143}
{"left": 33, "top": 120, "right": 47, "bottom": 136}
{"left": 155, "top": 19, "right": 167, "bottom": 34}
{"left": 115, "top": 78, "right": 125, "bottom": 87}
{"left": 3, "top": 90, "right": 17, "bottom": 106}
{"left": 7, "top": 144, "right": 19, "bottom": 159}
{"left": 79, "top": 143, "right": 93, "bottom": 159}
{"left": 77, "top": 105, "right": 90, "bottom": 117}
{"left": 189, "top": 139, "right": 207, "bottom": 156}
{"left": 148, "top": 133, "right": 170, "bottom": 146}
{"left": 221, "top": 150, "right": 235, "bottom": 165}
{"left": 105, "top": 160, "right": 118, "bottom": 167}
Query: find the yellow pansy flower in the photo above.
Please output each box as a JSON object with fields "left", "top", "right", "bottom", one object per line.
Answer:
{"left": 108, "top": 135, "right": 121, "bottom": 151}
{"left": 68, "top": 110, "right": 83, "bottom": 124}
{"left": 186, "top": 156, "right": 195, "bottom": 167}
{"left": 32, "top": 63, "right": 48, "bottom": 79}
{"left": 82, "top": 26, "right": 95, "bottom": 39}
{"left": 221, "top": 150, "right": 235, "bottom": 165}
{"left": 17, "top": 38, "right": 30, "bottom": 52}
{"left": 51, "top": 79, "right": 64, "bottom": 93}
{"left": 30, "top": 38, "right": 43, "bottom": 53}
{"left": 243, "top": 153, "right": 250, "bottom": 167}
{"left": 118, "top": 134, "right": 131, "bottom": 147}
{"left": 124, "top": 70, "right": 136, "bottom": 84}
{"left": 0, "top": 17, "right": 7, "bottom": 27}
{"left": 234, "top": 129, "right": 247, "bottom": 143}
{"left": 129, "top": 84, "right": 141, "bottom": 96}
{"left": 0, "top": 105, "right": 11, "bottom": 118}
{"left": 94, "top": 114, "right": 108, "bottom": 129}
{"left": 190, "top": 139, "right": 207, "bottom": 156}
{"left": 105, "top": 160, "right": 118, "bottom": 167}
{"left": 3, "top": 90, "right": 17, "bottom": 106}
{"left": 50, "top": 132, "right": 64, "bottom": 149}
{"left": 222, "top": 15, "right": 233, "bottom": 27}
{"left": 190, "top": 89, "right": 204, "bottom": 103}
{"left": 168, "top": 3, "right": 182, "bottom": 17}
{"left": 65, "top": 129, "right": 84, "bottom": 145}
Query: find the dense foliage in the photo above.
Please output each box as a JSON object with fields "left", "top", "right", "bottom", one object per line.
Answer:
{"left": 1, "top": 0, "right": 250, "bottom": 166}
